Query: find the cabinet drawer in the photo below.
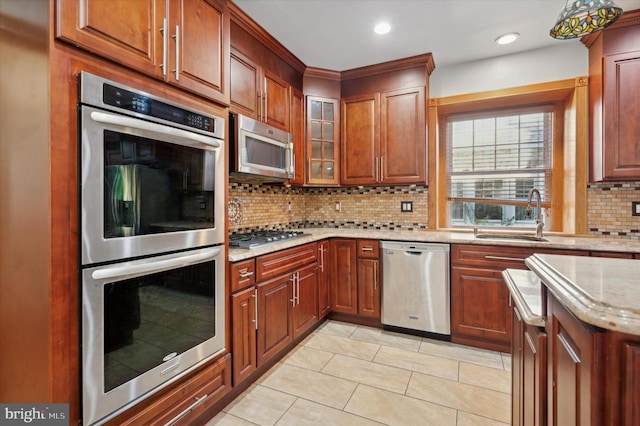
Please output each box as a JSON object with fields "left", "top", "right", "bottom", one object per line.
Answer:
{"left": 357, "top": 240, "right": 379, "bottom": 259}
{"left": 256, "top": 243, "right": 317, "bottom": 282}
{"left": 230, "top": 259, "right": 256, "bottom": 292}
{"left": 452, "top": 244, "right": 586, "bottom": 270}
{"left": 105, "top": 354, "right": 231, "bottom": 426}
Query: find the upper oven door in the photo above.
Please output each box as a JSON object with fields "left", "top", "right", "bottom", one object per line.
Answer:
{"left": 80, "top": 106, "right": 225, "bottom": 265}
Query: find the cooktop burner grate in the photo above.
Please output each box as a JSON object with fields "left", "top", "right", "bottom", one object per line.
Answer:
{"left": 229, "top": 230, "right": 305, "bottom": 249}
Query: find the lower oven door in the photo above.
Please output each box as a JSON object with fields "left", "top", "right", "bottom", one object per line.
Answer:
{"left": 81, "top": 246, "right": 225, "bottom": 425}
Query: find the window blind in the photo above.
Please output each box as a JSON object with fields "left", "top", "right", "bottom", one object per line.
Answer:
{"left": 446, "top": 106, "right": 554, "bottom": 207}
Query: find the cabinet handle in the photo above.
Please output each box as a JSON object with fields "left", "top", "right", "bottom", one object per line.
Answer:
{"left": 172, "top": 25, "right": 180, "bottom": 80}
{"left": 239, "top": 269, "right": 254, "bottom": 279}
{"left": 290, "top": 274, "right": 297, "bottom": 306}
{"left": 380, "top": 156, "right": 384, "bottom": 182}
{"left": 296, "top": 272, "right": 300, "bottom": 306}
{"left": 319, "top": 246, "right": 324, "bottom": 272}
{"left": 164, "top": 394, "right": 208, "bottom": 426}
{"left": 374, "top": 262, "right": 378, "bottom": 290}
{"left": 159, "top": 18, "right": 168, "bottom": 78}
{"left": 253, "top": 289, "right": 258, "bottom": 330}
{"left": 484, "top": 255, "right": 526, "bottom": 262}
{"left": 361, "top": 246, "right": 374, "bottom": 252}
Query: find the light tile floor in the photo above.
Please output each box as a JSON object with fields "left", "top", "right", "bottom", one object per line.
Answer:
{"left": 206, "top": 320, "right": 511, "bottom": 426}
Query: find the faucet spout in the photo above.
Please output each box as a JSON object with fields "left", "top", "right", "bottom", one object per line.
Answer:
{"left": 526, "top": 188, "right": 544, "bottom": 239}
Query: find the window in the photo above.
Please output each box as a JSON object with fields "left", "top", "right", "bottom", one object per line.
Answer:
{"left": 446, "top": 106, "right": 554, "bottom": 228}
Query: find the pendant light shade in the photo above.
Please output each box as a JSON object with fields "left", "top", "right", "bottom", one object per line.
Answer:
{"left": 550, "top": 0, "right": 623, "bottom": 39}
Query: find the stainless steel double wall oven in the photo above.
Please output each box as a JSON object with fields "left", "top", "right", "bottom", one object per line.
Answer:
{"left": 79, "top": 72, "right": 226, "bottom": 425}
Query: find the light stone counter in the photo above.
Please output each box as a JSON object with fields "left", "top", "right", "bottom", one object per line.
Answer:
{"left": 228, "top": 227, "right": 640, "bottom": 262}
{"left": 526, "top": 254, "right": 640, "bottom": 335}
{"left": 502, "top": 269, "right": 545, "bottom": 327}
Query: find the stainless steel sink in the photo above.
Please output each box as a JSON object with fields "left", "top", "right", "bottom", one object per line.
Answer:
{"left": 474, "top": 233, "right": 549, "bottom": 242}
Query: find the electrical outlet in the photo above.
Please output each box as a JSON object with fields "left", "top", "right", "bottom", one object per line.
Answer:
{"left": 335, "top": 201, "right": 342, "bottom": 212}
{"left": 287, "top": 201, "right": 292, "bottom": 213}
{"left": 633, "top": 201, "right": 640, "bottom": 216}
{"left": 401, "top": 201, "right": 413, "bottom": 212}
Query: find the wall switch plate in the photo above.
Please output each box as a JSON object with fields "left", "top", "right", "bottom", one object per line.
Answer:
{"left": 335, "top": 201, "right": 342, "bottom": 212}
{"left": 401, "top": 201, "right": 413, "bottom": 212}
{"left": 633, "top": 201, "right": 640, "bottom": 216}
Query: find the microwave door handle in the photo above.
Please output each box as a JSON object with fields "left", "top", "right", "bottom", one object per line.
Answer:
{"left": 91, "top": 247, "right": 222, "bottom": 281}
{"left": 90, "top": 111, "right": 221, "bottom": 148}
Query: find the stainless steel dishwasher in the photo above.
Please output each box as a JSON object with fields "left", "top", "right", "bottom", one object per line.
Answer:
{"left": 381, "top": 241, "right": 450, "bottom": 336}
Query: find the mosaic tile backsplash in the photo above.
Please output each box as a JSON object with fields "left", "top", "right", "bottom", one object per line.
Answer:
{"left": 587, "top": 181, "right": 640, "bottom": 240}
{"left": 229, "top": 181, "right": 640, "bottom": 240}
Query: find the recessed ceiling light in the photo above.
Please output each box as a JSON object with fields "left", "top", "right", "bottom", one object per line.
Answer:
{"left": 495, "top": 32, "right": 520, "bottom": 45}
{"left": 374, "top": 22, "right": 391, "bottom": 35}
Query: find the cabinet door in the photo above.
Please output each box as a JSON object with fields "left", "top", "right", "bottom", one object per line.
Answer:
{"left": 451, "top": 266, "right": 511, "bottom": 352}
{"left": 602, "top": 51, "right": 640, "bottom": 180}
{"left": 230, "top": 49, "right": 261, "bottom": 118}
{"left": 512, "top": 305, "right": 524, "bottom": 426}
{"left": 341, "top": 94, "right": 380, "bottom": 185}
{"left": 56, "top": 0, "right": 164, "bottom": 77}
{"left": 256, "top": 275, "right": 292, "bottom": 366}
{"left": 317, "top": 241, "right": 331, "bottom": 319}
{"left": 231, "top": 287, "right": 256, "bottom": 385}
{"left": 380, "top": 87, "right": 426, "bottom": 184}
{"left": 330, "top": 239, "right": 357, "bottom": 314}
{"left": 290, "top": 87, "right": 306, "bottom": 185}
{"left": 292, "top": 263, "right": 318, "bottom": 339}
{"left": 307, "top": 97, "right": 339, "bottom": 185}
{"left": 169, "top": 0, "right": 229, "bottom": 104}
{"left": 548, "top": 294, "right": 602, "bottom": 426}
{"left": 357, "top": 258, "right": 380, "bottom": 319}
{"left": 263, "top": 71, "right": 290, "bottom": 131}
{"left": 523, "top": 322, "right": 547, "bottom": 426}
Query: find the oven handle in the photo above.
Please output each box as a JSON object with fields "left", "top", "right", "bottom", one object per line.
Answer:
{"left": 92, "top": 247, "right": 222, "bottom": 281}
{"left": 90, "top": 111, "right": 221, "bottom": 148}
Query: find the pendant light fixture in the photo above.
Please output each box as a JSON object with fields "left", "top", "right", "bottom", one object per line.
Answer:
{"left": 550, "top": 0, "right": 623, "bottom": 39}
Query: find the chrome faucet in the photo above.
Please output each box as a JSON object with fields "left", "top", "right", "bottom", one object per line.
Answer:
{"left": 525, "top": 188, "right": 544, "bottom": 239}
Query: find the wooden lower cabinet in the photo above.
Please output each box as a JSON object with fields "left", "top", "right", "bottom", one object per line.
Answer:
{"left": 357, "top": 257, "right": 379, "bottom": 318}
{"left": 512, "top": 302, "right": 547, "bottom": 426}
{"left": 292, "top": 263, "right": 319, "bottom": 338}
{"left": 452, "top": 244, "right": 586, "bottom": 352}
{"left": 547, "top": 293, "right": 604, "bottom": 426}
{"left": 231, "top": 287, "right": 257, "bottom": 384}
{"left": 230, "top": 243, "right": 319, "bottom": 385}
{"left": 452, "top": 266, "right": 511, "bottom": 352}
{"left": 330, "top": 239, "right": 358, "bottom": 314}
{"left": 330, "top": 239, "right": 381, "bottom": 321}
{"left": 104, "top": 354, "right": 231, "bottom": 426}
{"left": 256, "top": 274, "right": 293, "bottom": 366}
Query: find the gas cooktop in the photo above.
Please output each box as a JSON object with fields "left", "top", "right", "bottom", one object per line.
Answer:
{"left": 229, "top": 230, "right": 305, "bottom": 249}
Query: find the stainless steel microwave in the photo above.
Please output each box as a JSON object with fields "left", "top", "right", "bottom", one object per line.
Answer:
{"left": 229, "top": 113, "right": 294, "bottom": 183}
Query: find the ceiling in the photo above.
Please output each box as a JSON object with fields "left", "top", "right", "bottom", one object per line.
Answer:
{"left": 232, "top": 0, "right": 640, "bottom": 71}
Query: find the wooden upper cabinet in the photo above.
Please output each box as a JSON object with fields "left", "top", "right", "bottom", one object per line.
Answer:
{"left": 56, "top": 0, "right": 163, "bottom": 75}
{"left": 169, "top": 0, "right": 229, "bottom": 103}
{"left": 380, "top": 87, "right": 427, "bottom": 185}
{"left": 230, "top": 49, "right": 261, "bottom": 117}
{"left": 341, "top": 94, "right": 380, "bottom": 185}
{"left": 229, "top": 49, "right": 291, "bottom": 132}
{"left": 56, "top": 0, "right": 230, "bottom": 104}
{"left": 307, "top": 96, "right": 340, "bottom": 186}
{"left": 290, "top": 87, "right": 305, "bottom": 185}
{"left": 263, "top": 71, "right": 290, "bottom": 131}
{"left": 583, "top": 11, "right": 640, "bottom": 181}
{"left": 341, "top": 88, "right": 427, "bottom": 186}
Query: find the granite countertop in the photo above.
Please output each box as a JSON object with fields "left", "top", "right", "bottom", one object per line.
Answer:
{"left": 502, "top": 269, "right": 545, "bottom": 327}
{"left": 526, "top": 254, "right": 640, "bottom": 335}
{"left": 228, "top": 227, "right": 640, "bottom": 262}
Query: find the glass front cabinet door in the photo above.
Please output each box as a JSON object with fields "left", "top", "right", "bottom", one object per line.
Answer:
{"left": 307, "top": 96, "right": 339, "bottom": 185}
